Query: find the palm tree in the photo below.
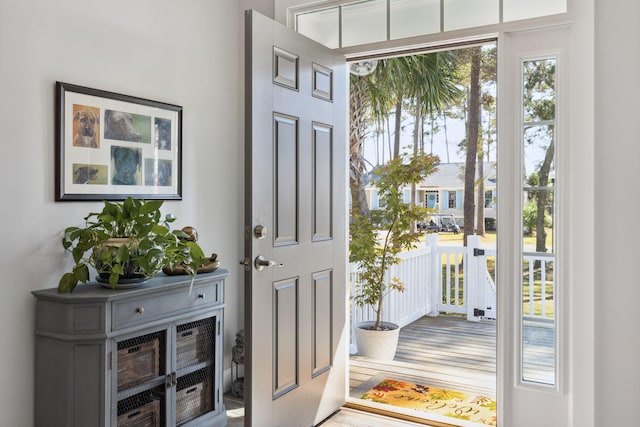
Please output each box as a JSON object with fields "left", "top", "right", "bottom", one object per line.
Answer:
{"left": 350, "top": 74, "right": 371, "bottom": 219}
{"left": 349, "top": 52, "right": 462, "bottom": 219}
{"left": 463, "top": 47, "right": 482, "bottom": 245}
{"left": 404, "top": 53, "right": 462, "bottom": 208}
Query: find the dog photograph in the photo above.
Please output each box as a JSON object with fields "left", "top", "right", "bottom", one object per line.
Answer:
{"left": 72, "top": 104, "right": 100, "bottom": 148}
{"left": 144, "top": 158, "right": 172, "bottom": 187}
{"left": 155, "top": 118, "right": 172, "bottom": 150}
{"left": 72, "top": 164, "right": 108, "bottom": 184}
{"left": 111, "top": 146, "right": 142, "bottom": 185}
{"left": 104, "top": 110, "right": 151, "bottom": 144}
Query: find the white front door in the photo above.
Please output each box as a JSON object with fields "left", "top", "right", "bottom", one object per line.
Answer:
{"left": 244, "top": 10, "right": 348, "bottom": 427}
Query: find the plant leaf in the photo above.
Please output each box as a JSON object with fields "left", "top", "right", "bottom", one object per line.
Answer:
{"left": 72, "top": 264, "right": 90, "bottom": 283}
{"left": 58, "top": 272, "right": 78, "bottom": 293}
{"left": 140, "top": 200, "right": 163, "bottom": 214}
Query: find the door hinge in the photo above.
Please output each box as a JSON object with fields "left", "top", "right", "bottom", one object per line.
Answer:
{"left": 218, "top": 320, "right": 221, "bottom": 336}
{"left": 474, "top": 308, "right": 485, "bottom": 317}
{"left": 473, "top": 248, "right": 485, "bottom": 256}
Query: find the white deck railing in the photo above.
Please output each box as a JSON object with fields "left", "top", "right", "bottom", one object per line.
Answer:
{"left": 349, "top": 246, "right": 435, "bottom": 330}
{"left": 522, "top": 251, "right": 555, "bottom": 322}
{"left": 349, "top": 234, "right": 554, "bottom": 353}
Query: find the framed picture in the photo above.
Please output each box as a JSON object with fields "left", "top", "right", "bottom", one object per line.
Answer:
{"left": 55, "top": 81, "right": 182, "bottom": 201}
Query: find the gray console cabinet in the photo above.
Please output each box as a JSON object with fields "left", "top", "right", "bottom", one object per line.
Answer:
{"left": 32, "top": 269, "right": 228, "bottom": 427}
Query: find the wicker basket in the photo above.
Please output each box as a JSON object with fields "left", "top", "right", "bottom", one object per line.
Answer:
{"left": 176, "top": 320, "right": 213, "bottom": 370}
{"left": 117, "top": 398, "right": 160, "bottom": 426}
{"left": 176, "top": 375, "right": 213, "bottom": 425}
{"left": 117, "top": 337, "right": 161, "bottom": 390}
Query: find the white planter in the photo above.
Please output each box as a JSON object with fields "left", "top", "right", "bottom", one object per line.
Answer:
{"left": 354, "top": 321, "right": 400, "bottom": 360}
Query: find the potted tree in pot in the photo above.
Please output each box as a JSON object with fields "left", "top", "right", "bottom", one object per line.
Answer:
{"left": 350, "top": 152, "right": 438, "bottom": 360}
{"left": 58, "top": 197, "right": 209, "bottom": 293}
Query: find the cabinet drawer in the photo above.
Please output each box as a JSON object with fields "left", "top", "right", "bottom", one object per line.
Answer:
{"left": 112, "top": 281, "right": 221, "bottom": 331}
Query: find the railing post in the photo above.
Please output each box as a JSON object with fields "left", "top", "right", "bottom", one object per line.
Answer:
{"left": 348, "top": 263, "right": 358, "bottom": 354}
{"left": 466, "top": 235, "right": 481, "bottom": 322}
{"left": 425, "top": 233, "right": 440, "bottom": 317}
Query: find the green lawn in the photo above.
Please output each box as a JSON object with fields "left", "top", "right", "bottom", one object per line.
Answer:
{"left": 419, "top": 229, "right": 552, "bottom": 249}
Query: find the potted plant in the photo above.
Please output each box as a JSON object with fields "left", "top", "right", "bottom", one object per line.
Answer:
{"left": 350, "top": 152, "right": 438, "bottom": 359}
{"left": 58, "top": 197, "right": 209, "bottom": 293}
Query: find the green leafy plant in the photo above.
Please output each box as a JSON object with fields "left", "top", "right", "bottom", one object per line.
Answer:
{"left": 523, "top": 200, "right": 551, "bottom": 235}
{"left": 350, "top": 152, "right": 439, "bottom": 330}
{"left": 58, "top": 197, "right": 209, "bottom": 293}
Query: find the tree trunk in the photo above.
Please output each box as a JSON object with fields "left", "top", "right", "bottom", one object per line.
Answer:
{"left": 476, "top": 155, "right": 485, "bottom": 236}
{"left": 463, "top": 47, "right": 482, "bottom": 245}
{"left": 410, "top": 106, "right": 423, "bottom": 209}
{"left": 443, "top": 111, "right": 450, "bottom": 163}
{"left": 393, "top": 99, "right": 402, "bottom": 159}
{"left": 386, "top": 116, "right": 391, "bottom": 163}
{"left": 536, "top": 140, "right": 555, "bottom": 253}
{"left": 429, "top": 114, "right": 435, "bottom": 155}
{"left": 374, "top": 120, "right": 381, "bottom": 166}
{"left": 350, "top": 77, "right": 370, "bottom": 218}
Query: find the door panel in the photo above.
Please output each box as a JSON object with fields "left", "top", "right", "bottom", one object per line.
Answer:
{"left": 245, "top": 10, "right": 347, "bottom": 427}
{"left": 312, "top": 270, "right": 333, "bottom": 377}
{"left": 273, "top": 113, "right": 299, "bottom": 246}
{"left": 273, "top": 277, "right": 298, "bottom": 399}
{"left": 273, "top": 47, "right": 299, "bottom": 90}
{"left": 312, "top": 123, "right": 333, "bottom": 241}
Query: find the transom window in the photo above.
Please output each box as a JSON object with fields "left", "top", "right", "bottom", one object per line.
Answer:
{"left": 294, "top": 0, "right": 567, "bottom": 48}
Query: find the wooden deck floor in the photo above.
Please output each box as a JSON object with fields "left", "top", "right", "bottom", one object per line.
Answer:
{"left": 350, "top": 315, "right": 498, "bottom": 399}
{"left": 350, "top": 314, "right": 556, "bottom": 402}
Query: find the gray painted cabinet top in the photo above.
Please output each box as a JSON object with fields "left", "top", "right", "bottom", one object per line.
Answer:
{"left": 33, "top": 269, "right": 228, "bottom": 338}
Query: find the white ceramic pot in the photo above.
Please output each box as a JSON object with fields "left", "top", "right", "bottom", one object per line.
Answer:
{"left": 354, "top": 321, "right": 400, "bottom": 360}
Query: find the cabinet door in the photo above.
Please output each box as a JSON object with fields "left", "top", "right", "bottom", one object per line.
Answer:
{"left": 114, "top": 328, "right": 169, "bottom": 426}
{"left": 112, "top": 312, "right": 223, "bottom": 427}
{"left": 174, "top": 314, "right": 220, "bottom": 426}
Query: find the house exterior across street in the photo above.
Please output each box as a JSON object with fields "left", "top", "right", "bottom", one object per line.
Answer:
{"left": 365, "top": 161, "right": 497, "bottom": 228}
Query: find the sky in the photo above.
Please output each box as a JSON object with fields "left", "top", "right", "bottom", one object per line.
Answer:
{"left": 362, "top": 111, "right": 484, "bottom": 170}
{"left": 361, "top": 110, "right": 546, "bottom": 178}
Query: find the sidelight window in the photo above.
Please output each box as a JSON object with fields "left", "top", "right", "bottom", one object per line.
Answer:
{"left": 520, "top": 57, "right": 557, "bottom": 387}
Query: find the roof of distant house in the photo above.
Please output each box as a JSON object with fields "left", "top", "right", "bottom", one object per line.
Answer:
{"left": 419, "top": 161, "right": 496, "bottom": 189}
{"left": 363, "top": 161, "right": 497, "bottom": 189}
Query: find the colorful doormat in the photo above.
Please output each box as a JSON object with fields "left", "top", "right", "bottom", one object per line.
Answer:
{"left": 361, "top": 378, "right": 496, "bottom": 426}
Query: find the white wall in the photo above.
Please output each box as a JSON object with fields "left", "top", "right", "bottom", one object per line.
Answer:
{"left": 0, "top": 1, "right": 243, "bottom": 425}
{"left": 594, "top": 0, "right": 640, "bottom": 425}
